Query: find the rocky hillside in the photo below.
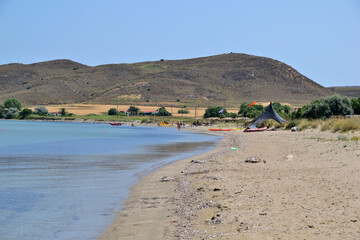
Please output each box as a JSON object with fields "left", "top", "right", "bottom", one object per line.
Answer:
{"left": 0, "top": 53, "right": 335, "bottom": 106}
{"left": 327, "top": 86, "right": 360, "bottom": 98}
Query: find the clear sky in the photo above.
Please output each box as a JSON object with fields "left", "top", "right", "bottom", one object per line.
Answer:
{"left": 0, "top": 0, "right": 359, "bottom": 87}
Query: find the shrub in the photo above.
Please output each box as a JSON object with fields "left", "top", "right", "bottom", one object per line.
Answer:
{"left": 228, "top": 112, "right": 238, "bottom": 118}
{"left": 4, "top": 98, "right": 22, "bottom": 110}
{"left": 108, "top": 108, "right": 117, "bottom": 115}
{"left": 5, "top": 108, "right": 19, "bottom": 119}
{"left": 178, "top": 109, "right": 189, "bottom": 114}
{"left": 301, "top": 95, "right": 353, "bottom": 119}
{"left": 351, "top": 97, "right": 360, "bottom": 114}
{"left": 325, "top": 94, "right": 353, "bottom": 116}
{"left": 0, "top": 105, "right": 5, "bottom": 118}
{"left": 20, "top": 108, "right": 33, "bottom": 119}
{"left": 156, "top": 107, "right": 172, "bottom": 116}
{"left": 204, "top": 107, "right": 228, "bottom": 118}
{"left": 34, "top": 106, "right": 49, "bottom": 116}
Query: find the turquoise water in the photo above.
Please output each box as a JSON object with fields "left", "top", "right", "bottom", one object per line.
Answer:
{"left": 0, "top": 120, "right": 220, "bottom": 240}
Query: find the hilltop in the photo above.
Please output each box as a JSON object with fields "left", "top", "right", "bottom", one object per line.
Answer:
{"left": 0, "top": 53, "right": 335, "bottom": 106}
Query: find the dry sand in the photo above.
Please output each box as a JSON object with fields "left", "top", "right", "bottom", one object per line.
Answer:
{"left": 99, "top": 129, "right": 360, "bottom": 240}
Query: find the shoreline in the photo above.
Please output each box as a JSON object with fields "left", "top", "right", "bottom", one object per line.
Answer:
{"left": 98, "top": 129, "right": 360, "bottom": 239}
{"left": 97, "top": 128, "right": 234, "bottom": 240}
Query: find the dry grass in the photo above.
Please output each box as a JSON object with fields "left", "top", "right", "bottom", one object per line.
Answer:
{"left": 331, "top": 119, "right": 360, "bottom": 132}
{"left": 286, "top": 118, "right": 360, "bottom": 133}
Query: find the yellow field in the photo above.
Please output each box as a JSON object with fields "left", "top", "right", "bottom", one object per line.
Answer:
{"left": 44, "top": 104, "right": 240, "bottom": 118}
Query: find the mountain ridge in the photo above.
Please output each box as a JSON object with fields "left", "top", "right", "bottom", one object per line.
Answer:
{"left": 0, "top": 53, "right": 336, "bottom": 106}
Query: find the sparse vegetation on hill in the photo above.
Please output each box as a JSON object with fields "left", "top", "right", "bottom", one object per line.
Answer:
{"left": 0, "top": 53, "right": 335, "bottom": 106}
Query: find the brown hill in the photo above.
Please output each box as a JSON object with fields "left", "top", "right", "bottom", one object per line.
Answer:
{"left": 0, "top": 53, "right": 334, "bottom": 106}
{"left": 327, "top": 86, "right": 360, "bottom": 98}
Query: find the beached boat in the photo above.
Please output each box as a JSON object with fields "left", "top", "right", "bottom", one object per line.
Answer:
{"left": 109, "top": 123, "right": 122, "bottom": 126}
{"left": 243, "top": 127, "right": 267, "bottom": 132}
{"left": 208, "top": 128, "right": 232, "bottom": 131}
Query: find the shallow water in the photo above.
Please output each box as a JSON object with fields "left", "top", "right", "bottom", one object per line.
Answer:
{"left": 0, "top": 120, "right": 220, "bottom": 240}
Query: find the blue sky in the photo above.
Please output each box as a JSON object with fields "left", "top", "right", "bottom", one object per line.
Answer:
{"left": 0, "top": 0, "right": 359, "bottom": 87}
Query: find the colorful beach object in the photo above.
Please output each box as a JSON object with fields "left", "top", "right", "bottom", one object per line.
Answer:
{"left": 208, "top": 128, "right": 232, "bottom": 131}
{"left": 243, "top": 127, "right": 267, "bottom": 132}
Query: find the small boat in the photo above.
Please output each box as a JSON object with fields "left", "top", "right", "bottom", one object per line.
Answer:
{"left": 110, "top": 123, "right": 122, "bottom": 126}
{"left": 243, "top": 127, "right": 267, "bottom": 132}
{"left": 208, "top": 128, "right": 232, "bottom": 131}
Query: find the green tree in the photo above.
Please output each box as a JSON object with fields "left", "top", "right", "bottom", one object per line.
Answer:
{"left": 302, "top": 100, "right": 331, "bottom": 119}
{"left": 351, "top": 97, "right": 360, "bottom": 114}
{"left": 34, "top": 106, "right": 49, "bottom": 116}
{"left": 59, "top": 108, "right": 67, "bottom": 116}
{"left": 299, "top": 95, "right": 353, "bottom": 119}
{"left": 108, "top": 108, "right": 117, "bottom": 115}
{"left": 324, "top": 94, "right": 353, "bottom": 116}
{"left": 0, "top": 105, "right": 5, "bottom": 118}
{"left": 19, "top": 108, "right": 33, "bottom": 119}
{"left": 238, "top": 103, "right": 264, "bottom": 118}
{"left": 127, "top": 106, "right": 140, "bottom": 116}
{"left": 156, "top": 107, "right": 172, "bottom": 116}
{"left": 4, "top": 98, "right": 22, "bottom": 110}
{"left": 204, "top": 107, "right": 228, "bottom": 118}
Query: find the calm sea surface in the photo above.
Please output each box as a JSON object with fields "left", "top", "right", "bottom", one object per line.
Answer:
{"left": 0, "top": 120, "right": 221, "bottom": 240}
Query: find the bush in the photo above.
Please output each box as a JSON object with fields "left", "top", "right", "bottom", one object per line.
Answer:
{"left": 0, "top": 105, "right": 5, "bottom": 118}
{"left": 204, "top": 107, "right": 228, "bottom": 118}
{"left": 20, "top": 108, "right": 33, "bottom": 119}
{"left": 4, "top": 98, "right": 22, "bottom": 110}
{"left": 178, "top": 109, "right": 189, "bottom": 114}
{"left": 300, "top": 95, "right": 353, "bottom": 119}
{"left": 351, "top": 97, "right": 360, "bottom": 114}
{"left": 228, "top": 112, "right": 238, "bottom": 118}
{"left": 325, "top": 94, "right": 353, "bottom": 116}
{"left": 108, "top": 108, "right": 117, "bottom": 115}
{"left": 34, "top": 106, "right": 48, "bottom": 116}
{"left": 156, "top": 107, "right": 172, "bottom": 116}
{"left": 5, "top": 108, "right": 19, "bottom": 119}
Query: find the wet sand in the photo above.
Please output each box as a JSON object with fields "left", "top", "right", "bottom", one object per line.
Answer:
{"left": 99, "top": 129, "right": 360, "bottom": 239}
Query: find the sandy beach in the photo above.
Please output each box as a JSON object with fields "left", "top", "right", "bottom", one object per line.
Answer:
{"left": 99, "top": 128, "right": 360, "bottom": 240}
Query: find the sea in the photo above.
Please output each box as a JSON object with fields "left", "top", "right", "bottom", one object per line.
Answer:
{"left": 0, "top": 120, "right": 221, "bottom": 240}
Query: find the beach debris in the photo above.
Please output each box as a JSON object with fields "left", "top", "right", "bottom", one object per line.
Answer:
{"left": 182, "top": 169, "right": 209, "bottom": 175}
{"left": 160, "top": 176, "right": 173, "bottom": 182}
{"left": 350, "top": 219, "right": 358, "bottom": 222}
{"left": 213, "top": 188, "right": 221, "bottom": 191}
{"left": 190, "top": 159, "right": 206, "bottom": 164}
{"left": 245, "top": 156, "right": 263, "bottom": 163}
{"left": 206, "top": 214, "right": 222, "bottom": 225}
{"left": 237, "top": 222, "right": 250, "bottom": 232}
{"left": 284, "top": 155, "right": 294, "bottom": 161}
{"left": 231, "top": 147, "right": 238, "bottom": 151}
{"left": 291, "top": 126, "right": 299, "bottom": 132}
